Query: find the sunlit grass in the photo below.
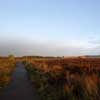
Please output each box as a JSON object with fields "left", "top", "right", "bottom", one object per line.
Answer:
{"left": 0, "top": 57, "right": 15, "bottom": 91}
{"left": 24, "top": 57, "right": 100, "bottom": 100}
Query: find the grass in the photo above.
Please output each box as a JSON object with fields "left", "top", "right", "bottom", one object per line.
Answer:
{"left": 23, "top": 58, "right": 100, "bottom": 100}
{"left": 0, "top": 57, "right": 15, "bottom": 91}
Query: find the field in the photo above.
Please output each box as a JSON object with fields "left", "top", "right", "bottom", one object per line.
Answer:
{"left": 0, "top": 56, "right": 15, "bottom": 91}
{"left": 24, "top": 57, "right": 100, "bottom": 100}
{"left": 0, "top": 56, "right": 100, "bottom": 100}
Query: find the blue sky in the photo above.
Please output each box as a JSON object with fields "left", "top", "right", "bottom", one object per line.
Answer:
{"left": 0, "top": 0, "right": 100, "bottom": 56}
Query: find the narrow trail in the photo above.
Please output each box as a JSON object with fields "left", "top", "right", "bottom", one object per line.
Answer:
{"left": 0, "top": 62, "right": 40, "bottom": 100}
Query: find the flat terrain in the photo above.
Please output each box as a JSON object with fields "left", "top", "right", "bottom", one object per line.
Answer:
{"left": 0, "top": 62, "right": 40, "bottom": 100}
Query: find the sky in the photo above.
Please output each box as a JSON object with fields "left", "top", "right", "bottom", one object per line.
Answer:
{"left": 0, "top": 0, "right": 100, "bottom": 56}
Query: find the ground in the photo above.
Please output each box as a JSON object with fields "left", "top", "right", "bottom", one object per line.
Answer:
{"left": 0, "top": 62, "right": 40, "bottom": 100}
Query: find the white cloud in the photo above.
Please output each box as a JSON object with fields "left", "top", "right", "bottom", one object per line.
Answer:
{"left": 0, "top": 40, "right": 87, "bottom": 56}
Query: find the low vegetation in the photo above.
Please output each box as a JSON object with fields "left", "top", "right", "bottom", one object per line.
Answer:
{"left": 24, "top": 57, "right": 100, "bottom": 100}
{"left": 0, "top": 56, "right": 15, "bottom": 91}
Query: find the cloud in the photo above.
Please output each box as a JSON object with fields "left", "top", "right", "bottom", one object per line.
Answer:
{"left": 88, "top": 39, "right": 100, "bottom": 45}
{"left": 83, "top": 38, "right": 100, "bottom": 55}
{"left": 0, "top": 36, "right": 100, "bottom": 57}
{"left": 0, "top": 40, "right": 86, "bottom": 56}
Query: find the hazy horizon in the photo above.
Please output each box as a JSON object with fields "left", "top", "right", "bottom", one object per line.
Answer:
{"left": 0, "top": 0, "right": 100, "bottom": 56}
